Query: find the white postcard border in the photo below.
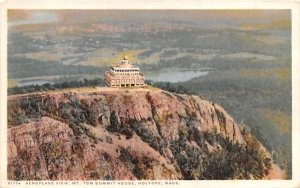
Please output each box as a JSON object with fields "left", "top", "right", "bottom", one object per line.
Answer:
{"left": 0, "top": 1, "right": 299, "bottom": 188}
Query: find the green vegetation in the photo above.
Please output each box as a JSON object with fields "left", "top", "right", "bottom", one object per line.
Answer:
{"left": 118, "top": 147, "right": 141, "bottom": 177}
{"left": 7, "top": 100, "right": 29, "bottom": 127}
{"left": 149, "top": 67, "right": 291, "bottom": 177}
{"left": 107, "top": 111, "right": 134, "bottom": 140}
{"left": 118, "top": 146, "right": 155, "bottom": 179}
{"left": 8, "top": 56, "right": 102, "bottom": 79}
{"left": 7, "top": 88, "right": 275, "bottom": 179}
{"left": 7, "top": 91, "right": 103, "bottom": 144}
{"left": 8, "top": 12, "right": 291, "bottom": 179}
{"left": 170, "top": 129, "right": 272, "bottom": 180}
{"left": 8, "top": 78, "right": 105, "bottom": 95}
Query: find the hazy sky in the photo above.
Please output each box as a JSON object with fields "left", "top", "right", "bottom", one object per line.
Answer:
{"left": 8, "top": 10, "right": 290, "bottom": 27}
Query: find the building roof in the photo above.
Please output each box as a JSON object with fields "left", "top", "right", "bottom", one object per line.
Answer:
{"left": 112, "top": 56, "right": 138, "bottom": 69}
{"left": 118, "top": 62, "right": 134, "bottom": 68}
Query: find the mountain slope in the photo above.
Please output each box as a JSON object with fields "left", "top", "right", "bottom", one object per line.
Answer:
{"left": 7, "top": 88, "right": 286, "bottom": 180}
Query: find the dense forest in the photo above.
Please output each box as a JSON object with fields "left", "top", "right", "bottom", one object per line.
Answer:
{"left": 8, "top": 78, "right": 106, "bottom": 95}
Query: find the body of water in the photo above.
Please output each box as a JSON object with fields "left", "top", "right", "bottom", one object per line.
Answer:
{"left": 13, "top": 69, "right": 209, "bottom": 87}
{"left": 145, "top": 69, "right": 209, "bottom": 83}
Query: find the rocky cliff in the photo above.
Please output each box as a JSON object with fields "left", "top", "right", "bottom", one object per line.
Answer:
{"left": 7, "top": 87, "right": 286, "bottom": 180}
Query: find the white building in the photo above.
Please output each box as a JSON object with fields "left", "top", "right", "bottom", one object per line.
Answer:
{"left": 104, "top": 56, "right": 145, "bottom": 87}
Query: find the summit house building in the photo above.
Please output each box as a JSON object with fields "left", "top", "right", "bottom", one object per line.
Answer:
{"left": 104, "top": 56, "right": 145, "bottom": 87}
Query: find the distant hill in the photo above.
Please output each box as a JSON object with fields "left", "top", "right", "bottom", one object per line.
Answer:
{"left": 7, "top": 88, "right": 286, "bottom": 180}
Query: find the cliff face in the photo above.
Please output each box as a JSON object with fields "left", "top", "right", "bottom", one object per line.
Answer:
{"left": 7, "top": 88, "right": 285, "bottom": 180}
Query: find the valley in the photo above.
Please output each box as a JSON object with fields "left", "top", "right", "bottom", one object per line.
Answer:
{"left": 8, "top": 10, "right": 292, "bottom": 178}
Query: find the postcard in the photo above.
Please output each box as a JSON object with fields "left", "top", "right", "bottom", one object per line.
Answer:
{"left": 0, "top": 0, "right": 299, "bottom": 188}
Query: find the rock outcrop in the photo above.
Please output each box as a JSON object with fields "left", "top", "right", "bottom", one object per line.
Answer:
{"left": 7, "top": 87, "right": 286, "bottom": 180}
